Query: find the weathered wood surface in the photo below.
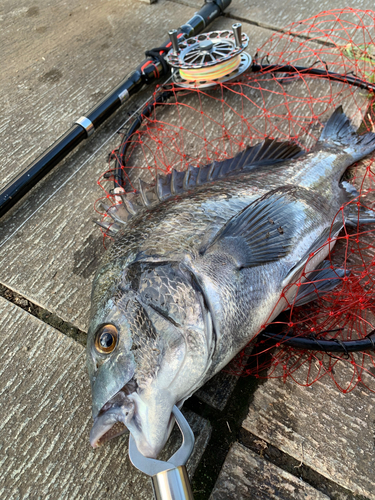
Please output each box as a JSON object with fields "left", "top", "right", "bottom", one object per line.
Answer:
{"left": 195, "top": 360, "right": 240, "bottom": 410}
{"left": 0, "top": 297, "right": 211, "bottom": 499}
{"left": 242, "top": 374, "right": 375, "bottom": 499}
{"left": 209, "top": 442, "right": 330, "bottom": 500}
{"left": 229, "top": 0, "right": 375, "bottom": 34}
{"left": 0, "top": 0, "right": 196, "bottom": 191}
{"left": 0, "top": 13, "right": 370, "bottom": 415}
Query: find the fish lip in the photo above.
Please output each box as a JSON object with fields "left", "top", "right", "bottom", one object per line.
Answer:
{"left": 90, "top": 385, "right": 137, "bottom": 448}
{"left": 89, "top": 401, "right": 174, "bottom": 456}
{"left": 90, "top": 406, "right": 129, "bottom": 448}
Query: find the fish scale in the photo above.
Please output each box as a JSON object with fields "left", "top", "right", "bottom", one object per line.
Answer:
{"left": 87, "top": 106, "right": 375, "bottom": 459}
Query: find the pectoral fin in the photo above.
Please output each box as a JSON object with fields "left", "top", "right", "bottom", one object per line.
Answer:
{"left": 202, "top": 187, "right": 300, "bottom": 268}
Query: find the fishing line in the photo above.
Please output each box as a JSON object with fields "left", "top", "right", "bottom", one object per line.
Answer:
{"left": 179, "top": 54, "right": 241, "bottom": 81}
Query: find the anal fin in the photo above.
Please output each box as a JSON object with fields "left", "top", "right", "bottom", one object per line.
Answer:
{"left": 282, "top": 221, "right": 343, "bottom": 288}
{"left": 293, "top": 260, "right": 349, "bottom": 307}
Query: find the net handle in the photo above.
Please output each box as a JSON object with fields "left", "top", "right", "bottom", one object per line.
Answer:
{"left": 261, "top": 329, "right": 375, "bottom": 352}
{"left": 252, "top": 63, "right": 375, "bottom": 92}
{"left": 112, "top": 90, "right": 174, "bottom": 191}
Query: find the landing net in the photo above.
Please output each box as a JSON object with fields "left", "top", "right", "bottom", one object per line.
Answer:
{"left": 97, "top": 8, "right": 375, "bottom": 393}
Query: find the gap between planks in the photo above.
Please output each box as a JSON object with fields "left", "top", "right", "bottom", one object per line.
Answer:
{"left": 166, "top": 0, "right": 337, "bottom": 47}
{"left": 0, "top": 282, "right": 87, "bottom": 346}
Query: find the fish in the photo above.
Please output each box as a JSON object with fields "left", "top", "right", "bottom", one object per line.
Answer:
{"left": 87, "top": 106, "right": 375, "bottom": 458}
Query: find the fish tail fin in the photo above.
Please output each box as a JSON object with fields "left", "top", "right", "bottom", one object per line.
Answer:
{"left": 318, "top": 105, "right": 375, "bottom": 160}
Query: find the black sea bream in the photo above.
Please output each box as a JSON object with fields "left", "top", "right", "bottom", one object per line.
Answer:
{"left": 87, "top": 107, "right": 375, "bottom": 457}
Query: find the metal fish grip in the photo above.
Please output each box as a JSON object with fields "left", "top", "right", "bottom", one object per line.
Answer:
{"left": 128, "top": 406, "right": 195, "bottom": 500}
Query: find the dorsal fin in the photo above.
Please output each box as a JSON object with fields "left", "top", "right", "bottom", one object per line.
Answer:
{"left": 171, "top": 168, "right": 185, "bottom": 194}
{"left": 95, "top": 138, "right": 303, "bottom": 232}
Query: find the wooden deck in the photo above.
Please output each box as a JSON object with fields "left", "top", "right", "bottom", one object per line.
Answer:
{"left": 1, "top": 1, "right": 375, "bottom": 498}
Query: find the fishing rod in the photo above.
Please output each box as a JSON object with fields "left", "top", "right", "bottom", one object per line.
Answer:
{"left": 0, "top": 0, "right": 231, "bottom": 220}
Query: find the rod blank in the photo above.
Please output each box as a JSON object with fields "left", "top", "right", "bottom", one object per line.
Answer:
{"left": 0, "top": 0, "right": 231, "bottom": 219}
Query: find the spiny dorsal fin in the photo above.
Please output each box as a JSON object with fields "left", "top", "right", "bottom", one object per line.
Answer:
{"left": 96, "top": 138, "right": 303, "bottom": 229}
{"left": 98, "top": 201, "right": 130, "bottom": 224}
{"left": 139, "top": 179, "right": 157, "bottom": 207}
{"left": 120, "top": 194, "right": 137, "bottom": 215}
{"left": 171, "top": 168, "right": 185, "bottom": 194}
{"left": 184, "top": 165, "right": 200, "bottom": 189}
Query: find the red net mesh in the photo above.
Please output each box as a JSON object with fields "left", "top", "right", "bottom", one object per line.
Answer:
{"left": 97, "top": 8, "right": 375, "bottom": 393}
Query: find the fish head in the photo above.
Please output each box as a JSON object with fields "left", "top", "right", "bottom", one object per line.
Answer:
{"left": 87, "top": 259, "right": 214, "bottom": 458}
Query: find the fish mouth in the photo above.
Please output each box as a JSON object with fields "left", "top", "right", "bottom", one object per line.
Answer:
{"left": 90, "top": 400, "right": 177, "bottom": 455}
{"left": 90, "top": 383, "right": 182, "bottom": 458}
{"left": 90, "top": 410, "right": 129, "bottom": 448}
{"left": 90, "top": 380, "right": 137, "bottom": 448}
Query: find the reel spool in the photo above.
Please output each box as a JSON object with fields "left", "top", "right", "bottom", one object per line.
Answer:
{"left": 165, "top": 23, "right": 251, "bottom": 88}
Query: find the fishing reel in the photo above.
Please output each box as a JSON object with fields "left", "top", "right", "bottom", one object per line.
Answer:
{"left": 165, "top": 23, "right": 251, "bottom": 88}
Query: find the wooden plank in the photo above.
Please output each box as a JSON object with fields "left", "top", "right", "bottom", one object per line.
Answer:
{"left": 242, "top": 374, "right": 375, "bottom": 499}
{"left": 196, "top": 344, "right": 254, "bottom": 410}
{"left": 0, "top": 0, "right": 197, "bottom": 191}
{"left": 0, "top": 296, "right": 211, "bottom": 499}
{"left": 229, "top": 0, "right": 375, "bottom": 35}
{"left": 195, "top": 359, "right": 240, "bottom": 410}
{"left": 209, "top": 442, "right": 330, "bottom": 500}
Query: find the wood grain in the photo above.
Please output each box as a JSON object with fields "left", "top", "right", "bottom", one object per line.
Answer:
{"left": 242, "top": 374, "right": 375, "bottom": 498}
{"left": 0, "top": 0, "right": 195, "bottom": 191}
{"left": 210, "top": 442, "right": 330, "bottom": 500}
{"left": 172, "top": 0, "right": 375, "bottom": 36}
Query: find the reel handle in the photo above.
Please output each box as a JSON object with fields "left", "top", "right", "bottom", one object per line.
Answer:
{"left": 169, "top": 30, "right": 180, "bottom": 55}
{"left": 152, "top": 465, "right": 194, "bottom": 500}
{"left": 232, "top": 22, "right": 242, "bottom": 48}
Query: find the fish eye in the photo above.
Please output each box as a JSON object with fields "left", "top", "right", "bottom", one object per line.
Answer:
{"left": 94, "top": 324, "right": 118, "bottom": 354}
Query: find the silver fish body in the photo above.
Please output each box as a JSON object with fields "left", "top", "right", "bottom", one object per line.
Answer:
{"left": 87, "top": 107, "right": 375, "bottom": 457}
